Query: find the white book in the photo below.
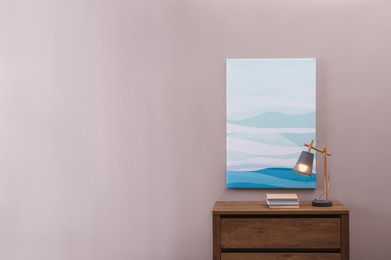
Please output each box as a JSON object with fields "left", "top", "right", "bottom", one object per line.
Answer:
{"left": 266, "top": 193, "right": 299, "bottom": 200}
{"left": 268, "top": 205, "right": 300, "bottom": 209}
{"left": 267, "top": 200, "right": 300, "bottom": 206}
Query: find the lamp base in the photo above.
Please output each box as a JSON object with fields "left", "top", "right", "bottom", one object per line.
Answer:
{"left": 312, "top": 200, "right": 333, "bottom": 207}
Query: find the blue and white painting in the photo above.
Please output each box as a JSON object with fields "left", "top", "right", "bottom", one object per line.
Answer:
{"left": 226, "top": 58, "right": 316, "bottom": 188}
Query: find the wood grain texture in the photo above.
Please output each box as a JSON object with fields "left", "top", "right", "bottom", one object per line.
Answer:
{"left": 341, "top": 214, "right": 350, "bottom": 260}
{"left": 221, "top": 253, "right": 341, "bottom": 260}
{"left": 213, "top": 201, "right": 349, "bottom": 260}
{"left": 213, "top": 201, "right": 348, "bottom": 215}
{"left": 213, "top": 214, "right": 221, "bottom": 260}
{"left": 221, "top": 217, "right": 341, "bottom": 249}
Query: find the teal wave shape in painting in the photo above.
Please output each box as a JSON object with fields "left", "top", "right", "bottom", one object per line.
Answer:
{"left": 227, "top": 150, "right": 259, "bottom": 161}
{"left": 226, "top": 168, "right": 316, "bottom": 189}
{"left": 228, "top": 106, "right": 314, "bottom": 121}
{"left": 227, "top": 182, "right": 281, "bottom": 188}
{"left": 228, "top": 152, "right": 302, "bottom": 161}
{"left": 227, "top": 112, "right": 315, "bottom": 128}
{"left": 252, "top": 168, "right": 315, "bottom": 181}
{"left": 280, "top": 133, "right": 316, "bottom": 146}
{"left": 229, "top": 133, "right": 297, "bottom": 146}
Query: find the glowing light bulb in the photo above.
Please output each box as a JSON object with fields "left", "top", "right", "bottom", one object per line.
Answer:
{"left": 298, "top": 164, "right": 308, "bottom": 173}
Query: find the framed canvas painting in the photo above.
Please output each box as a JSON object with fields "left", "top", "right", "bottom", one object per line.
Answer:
{"left": 226, "top": 58, "right": 316, "bottom": 188}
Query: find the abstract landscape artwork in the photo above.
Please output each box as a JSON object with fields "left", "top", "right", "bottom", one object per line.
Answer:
{"left": 226, "top": 58, "right": 316, "bottom": 188}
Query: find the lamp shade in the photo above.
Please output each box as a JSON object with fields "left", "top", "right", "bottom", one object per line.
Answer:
{"left": 293, "top": 151, "right": 314, "bottom": 176}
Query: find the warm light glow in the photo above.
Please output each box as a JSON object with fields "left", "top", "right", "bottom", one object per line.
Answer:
{"left": 297, "top": 164, "right": 309, "bottom": 173}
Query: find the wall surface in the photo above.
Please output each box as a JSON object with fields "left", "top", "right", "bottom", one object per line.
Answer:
{"left": 1, "top": 0, "right": 391, "bottom": 259}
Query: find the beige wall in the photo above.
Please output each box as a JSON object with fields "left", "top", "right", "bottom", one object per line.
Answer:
{"left": 1, "top": 0, "right": 391, "bottom": 259}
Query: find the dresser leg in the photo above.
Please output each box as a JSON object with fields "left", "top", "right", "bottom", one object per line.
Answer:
{"left": 341, "top": 214, "right": 350, "bottom": 260}
{"left": 213, "top": 214, "right": 221, "bottom": 260}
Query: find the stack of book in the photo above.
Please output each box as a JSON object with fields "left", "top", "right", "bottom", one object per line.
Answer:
{"left": 266, "top": 194, "right": 300, "bottom": 208}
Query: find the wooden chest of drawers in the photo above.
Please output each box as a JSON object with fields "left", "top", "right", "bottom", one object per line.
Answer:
{"left": 213, "top": 201, "right": 349, "bottom": 260}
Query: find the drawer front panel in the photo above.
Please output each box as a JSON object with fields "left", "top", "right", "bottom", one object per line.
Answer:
{"left": 221, "top": 253, "right": 341, "bottom": 260}
{"left": 221, "top": 217, "right": 341, "bottom": 249}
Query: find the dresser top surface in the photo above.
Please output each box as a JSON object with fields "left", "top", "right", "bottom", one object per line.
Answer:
{"left": 213, "top": 201, "right": 349, "bottom": 215}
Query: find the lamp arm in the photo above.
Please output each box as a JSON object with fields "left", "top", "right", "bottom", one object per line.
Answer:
{"left": 306, "top": 139, "right": 314, "bottom": 152}
{"left": 324, "top": 146, "right": 329, "bottom": 201}
{"left": 304, "top": 139, "right": 332, "bottom": 202}
{"left": 304, "top": 140, "right": 332, "bottom": 156}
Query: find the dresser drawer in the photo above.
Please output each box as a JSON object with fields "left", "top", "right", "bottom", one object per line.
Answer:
{"left": 221, "top": 217, "right": 341, "bottom": 249}
{"left": 221, "top": 253, "right": 341, "bottom": 260}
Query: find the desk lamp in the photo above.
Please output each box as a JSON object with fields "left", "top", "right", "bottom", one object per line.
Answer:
{"left": 293, "top": 139, "right": 333, "bottom": 207}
